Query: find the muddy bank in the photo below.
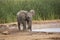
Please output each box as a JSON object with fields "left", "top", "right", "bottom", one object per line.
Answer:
{"left": 0, "top": 32, "right": 60, "bottom": 40}
{"left": 0, "top": 20, "right": 60, "bottom": 40}
{"left": 0, "top": 20, "right": 60, "bottom": 34}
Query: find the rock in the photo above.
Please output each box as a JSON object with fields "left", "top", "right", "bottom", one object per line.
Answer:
{"left": 2, "top": 31, "right": 9, "bottom": 35}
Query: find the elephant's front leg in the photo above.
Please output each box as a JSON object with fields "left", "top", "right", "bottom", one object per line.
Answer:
{"left": 22, "top": 21, "right": 26, "bottom": 31}
{"left": 27, "top": 20, "right": 32, "bottom": 31}
{"left": 17, "top": 22, "right": 21, "bottom": 31}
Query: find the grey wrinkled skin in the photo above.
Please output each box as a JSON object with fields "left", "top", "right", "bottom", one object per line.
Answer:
{"left": 17, "top": 10, "right": 35, "bottom": 31}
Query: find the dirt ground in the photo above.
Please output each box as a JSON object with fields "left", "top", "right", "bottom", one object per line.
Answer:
{"left": 0, "top": 20, "right": 60, "bottom": 40}
{"left": 0, "top": 32, "right": 60, "bottom": 40}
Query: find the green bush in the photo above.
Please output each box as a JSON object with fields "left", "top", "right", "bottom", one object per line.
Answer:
{"left": 0, "top": 0, "right": 60, "bottom": 23}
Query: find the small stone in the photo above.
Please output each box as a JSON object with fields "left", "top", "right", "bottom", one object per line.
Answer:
{"left": 2, "top": 31, "right": 9, "bottom": 35}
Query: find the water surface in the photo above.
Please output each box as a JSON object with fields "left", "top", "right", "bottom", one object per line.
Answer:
{"left": 32, "top": 28, "right": 60, "bottom": 32}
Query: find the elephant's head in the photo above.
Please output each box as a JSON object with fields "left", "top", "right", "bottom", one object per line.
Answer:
{"left": 26, "top": 10, "right": 35, "bottom": 19}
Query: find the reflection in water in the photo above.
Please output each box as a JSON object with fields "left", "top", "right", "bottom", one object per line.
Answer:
{"left": 32, "top": 28, "right": 60, "bottom": 32}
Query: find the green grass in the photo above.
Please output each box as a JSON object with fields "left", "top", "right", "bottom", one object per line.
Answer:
{"left": 0, "top": 0, "right": 60, "bottom": 23}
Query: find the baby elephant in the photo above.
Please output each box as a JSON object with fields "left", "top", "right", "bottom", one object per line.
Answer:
{"left": 17, "top": 10, "right": 35, "bottom": 31}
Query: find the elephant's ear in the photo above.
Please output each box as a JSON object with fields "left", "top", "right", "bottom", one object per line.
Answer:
{"left": 17, "top": 10, "right": 28, "bottom": 16}
{"left": 29, "top": 10, "right": 35, "bottom": 16}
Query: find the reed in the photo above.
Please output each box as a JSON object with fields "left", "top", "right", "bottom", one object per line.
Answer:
{"left": 0, "top": 0, "right": 60, "bottom": 23}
